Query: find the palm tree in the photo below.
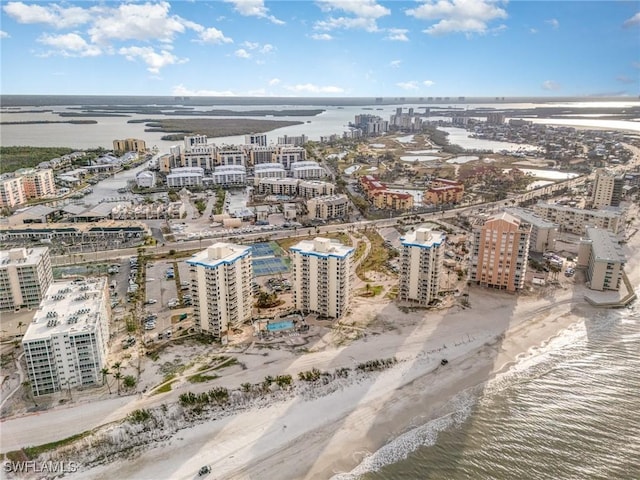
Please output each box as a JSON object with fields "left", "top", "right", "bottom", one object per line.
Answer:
{"left": 17, "top": 321, "right": 24, "bottom": 335}
{"left": 101, "top": 367, "right": 111, "bottom": 394}
{"left": 114, "top": 371, "right": 123, "bottom": 395}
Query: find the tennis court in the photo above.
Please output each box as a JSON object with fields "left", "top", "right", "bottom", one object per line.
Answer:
{"left": 253, "top": 257, "right": 290, "bottom": 276}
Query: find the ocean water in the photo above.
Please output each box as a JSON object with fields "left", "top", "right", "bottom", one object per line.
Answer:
{"left": 337, "top": 303, "right": 640, "bottom": 480}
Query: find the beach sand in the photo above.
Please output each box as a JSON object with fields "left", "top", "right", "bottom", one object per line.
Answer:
{"left": 71, "top": 211, "right": 640, "bottom": 480}
{"left": 9, "top": 203, "right": 639, "bottom": 480}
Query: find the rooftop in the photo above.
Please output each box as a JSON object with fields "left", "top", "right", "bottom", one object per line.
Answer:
{"left": 401, "top": 228, "right": 446, "bottom": 249}
{"left": 0, "top": 246, "right": 49, "bottom": 266}
{"left": 290, "top": 237, "right": 354, "bottom": 259}
{"left": 505, "top": 207, "right": 558, "bottom": 229}
{"left": 585, "top": 228, "right": 626, "bottom": 263}
{"left": 187, "top": 242, "right": 252, "bottom": 269}
{"left": 22, "top": 278, "right": 107, "bottom": 342}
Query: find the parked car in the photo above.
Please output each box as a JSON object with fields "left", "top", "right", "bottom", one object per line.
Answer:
{"left": 198, "top": 465, "right": 211, "bottom": 477}
{"left": 144, "top": 299, "right": 157, "bottom": 305}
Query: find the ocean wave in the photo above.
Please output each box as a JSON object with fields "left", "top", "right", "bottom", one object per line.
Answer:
{"left": 330, "top": 389, "right": 477, "bottom": 480}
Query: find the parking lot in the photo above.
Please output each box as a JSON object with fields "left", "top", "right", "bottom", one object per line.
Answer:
{"left": 143, "top": 259, "right": 182, "bottom": 341}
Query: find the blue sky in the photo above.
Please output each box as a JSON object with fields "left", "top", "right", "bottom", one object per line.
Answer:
{"left": 1, "top": 1, "right": 638, "bottom": 97}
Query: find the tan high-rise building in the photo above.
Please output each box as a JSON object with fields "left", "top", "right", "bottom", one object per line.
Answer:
{"left": 18, "top": 169, "right": 56, "bottom": 200}
{"left": 590, "top": 168, "right": 624, "bottom": 208}
{"left": 469, "top": 212, "right": 531, "bottom": 292}
{"left": 0, "top": 247, "right": 53, "bottom": 311}
{"left": 399, "top": 228, "right": 446, "bottom": 305}
{"left": 113, "top": 138, "right": 147, "bottom": 154}
{"left": 0, "top": 176, "right": 27, "bottom": 208}
{"left": 187, "top": 243, "right": 253, "bottom": 340}
{"left": 290, "top": 237, "right": 354, "bottom": 319}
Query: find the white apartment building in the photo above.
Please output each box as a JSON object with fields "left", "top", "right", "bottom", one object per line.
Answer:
{"left": 22, "top": 277, "right": 110, "bottom": 396}
{"left": 590, "top": 168, "right": 624, "bottom": 208}
{"left": 18, "top": 169, "right": 56, "bottom": 200}
{"left": 218, "top": 148, "right": 247, "bottom": 167}
{"left": 306, "top": 194, "right": 349, "bottom": 220}
{"left": 577, "top": 228, "right": 626, "bottom": 291}
{"left": 469, "top": 212, "right": 531, "bottom": 292}
{"left": 274, "top": 145, "right": 306, "bottom": 169}
{"left": 136, "top": 171, "right": 156, "bottom": 188}
{"left": 253, "top": 163, "right": 286, "bottom": 184}
{"left": 167, "top": 167, "right": 204, "bottom": 188}
{"left": 290, "top": 237, "right": 354, "bottom": 319}
{"left": 187, "top": 243, "right": 253, "bottom": 340}
{"left": 297, "top": 180, "right": 335, "bottom": 199}
{"left": 0, "top": 176, "right": 27, "bottom": 208}
{"left": 184, "top": 134, "right": 209, "bottom": 150}
{"left": 245, "top": 133, "right": 267, "bottom": 147}
{"left": 290, "top": 161, "right": 326, "bottom": 179}
{"left": 0, "top": 247, "right": 53, "bottom": 311}
{"left": 505, "top": 207, "right": 558, "bottom": 253}
{"left": 277, "top": 134, "right": 308, "bottom": 146}
{"left": 398, "top": 228, "right": 446, "bottom": 305}
{"left": 257, "top": 178, "right": 299, "bottom": 196}
{"left": 533, "top": 201, "right": 624, "bottom": 235}
{"left": 211, "top": 165, "right": 246, "bottom": 186}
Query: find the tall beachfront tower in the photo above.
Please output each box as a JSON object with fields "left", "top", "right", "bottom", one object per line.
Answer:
{"left": 0, "top": 247, "right": 53, "bottom": 312}
{"left": 187, "top": 243, "right": 253, "bottom": 340}
{"left": 290, "top": 237, "right": 354, "bottom": 319}
{"left": 399, "top": 228, "right": 446, "bottom": 306}
{"left": 469, "top": 212, "right": 531, "bottom": 292}
{"left": 22, "top": 278, "right": 110, "bottom": 396}
{"left": 590, "top": 168, "right": 624, "bottom": 208}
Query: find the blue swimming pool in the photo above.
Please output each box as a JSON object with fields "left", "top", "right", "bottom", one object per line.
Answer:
{"left": 267, "top": 320, "right": 294, "bottom": 332}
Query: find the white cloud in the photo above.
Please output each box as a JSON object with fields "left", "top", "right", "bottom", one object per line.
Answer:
{"left": 89, "top": 2, "right": 196, "bottom": 44}
{"left": 38, "top": 33, "right": 101, "bottom": 57}
{"left": 119, "top": 46, "right": 186, "bottom": 73}
{"left": 285, "top": 83, "right": 345, "bottom": 94}
{"left": 198, "top": 27, "right": 232, "bottom": 44}
{"left": 623, "top": 12, "right": 640, "bottom": 28}
{"left": 3, "top": 1, "right": 93, "bottom": 28}
{"left": 317, "top": 0, "right": 389, "bottom": 19}
{"left": 529, "top": 28, "right": 537, "bottom": 34}
{"left": 423, "top": 80, "right": 435, "bottom": 87}
{"left": 389, "top": 60, "right": 402, "bottom": 68}
{"left": 545, "top": 18, "right": 559, "bottom": 29}
{"left": 240, "top": 41, "right": 274, "bottom": 53}
{"left": 314, "top": 0, "right": 390, "bottom": 32}
{"left": 0, "top": 30, "right": 9, "bottom": 38}
{"left": 386, "top": 28, "right": 409, "bottom": 41}
{"left": 224, "top": 0, "right": 284, "bottom": 25}
{"left": 616, "top": 75, "right": 636, "bottom": 84}
{"left": 268, "top": 78, "right": 281, "bottom": 86}
{"left": 542, "top": 80, "right": 561, "bottom": 91}
{"left": 234, "top": 48, "right": 251, "bottom": 59}
{"left": 310, "top": 33, "right": 333, "bottom": 40}
{"left": 172, "top": 84, "right": 236, "bottom": 96}
{"left": 396, "top": 81, "right": 419, "bottom": 90}
{"left": 406, "top": 0, "right": 508, "bottom": 36}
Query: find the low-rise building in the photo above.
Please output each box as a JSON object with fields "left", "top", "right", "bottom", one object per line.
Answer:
{"left": 136, "top": 171, "right": 156, "bottom": 188}
{"left": 211, "top": 165, "right": 246, "bottom": 186}
{"left": 290, "top": 161, "right": 326, "bottom": 179}
{"left": 577, "top": 227, "right": 626, "bottom": 291}
{"left": 533, "top": 201, "right": 624, "bottom": 235}
{"left": 372, "top": 190, "right": 414, "bottom": 210}
{"left": 505, "top": 207, "right": 558, "bottom": 253}
{"left": 297, "top": 180, "right": 335, "bottom": 199}
{"left": 253, "top": 163, "right": 287, "bottom": 184}
{"left": 257, "top": 178, "right": 299, "bottom": 196}
{"left": 21, "top": 278, "right": 110, "bottom": 396}
{"left": 307, "top": 194, "right": 349, "bottom": 220}
{"left": 167, "top": 167, "right": 204, "bottom": 188}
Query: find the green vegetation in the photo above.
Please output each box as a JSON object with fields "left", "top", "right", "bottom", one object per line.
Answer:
{"left": 123, "top": 375, "right": 137, "bottom": 389}
{"left": 298, "top": 368, "right": 323, "bottom": 382}
{"left": 214, "top": 187, "right": 225, "bottom": 215}
{"left": 127, "top": 409, "right": 152, "bottom": 424}
{"left": 194, "top": 198, "right": 206, "bottom": 215}
{"left": 256, "top": 291, "right": 283, "bottom": 309}
{"left": 356, "top": 230, "right": 394, "bottom": 280}
{"left": 179, "top": 387, "right": 229, "bottom": 406}
{"left": 356, "top": 357, "right": 397, "bottom": 372}
{"left": 152, "top": 379, "right": 176, "bottom": 395}
{"left": 20, "top": 431, "right": 91, "bottom": 459}
{"left": 167, "top": 190, "right": 180, "bottom": 202}
{"left": 187, "top": 373, "right": 219, "bottom": 383}
{"left": 0, "top": 146, "right": 75, "bottom": 174}
{"left": 358, "top": 284, "right": 383, "bottom": 297}
{"left": 139, "top": 118, "right": 304, "bottom": 141}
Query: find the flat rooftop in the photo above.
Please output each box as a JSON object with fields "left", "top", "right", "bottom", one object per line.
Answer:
{"left": 585, "top": 228, "right": 626, "bottom": 263}
{"left": 290, "top": 237, "right": 354, "bottom": 259}
{"left": 22, "top": 277, "right": 107, "bottom": 342}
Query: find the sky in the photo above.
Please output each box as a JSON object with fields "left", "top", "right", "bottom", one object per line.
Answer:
{"left": 0, "top": 0, "right": 638, "bottom": 97}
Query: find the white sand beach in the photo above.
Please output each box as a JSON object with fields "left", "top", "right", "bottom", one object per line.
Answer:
{"left": 61, "top": 217, "right": 640, "bottom": 480}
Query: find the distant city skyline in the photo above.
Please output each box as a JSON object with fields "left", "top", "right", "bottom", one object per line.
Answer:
{"left": 1, "top": 0, "right": 638, "bottom": 97}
